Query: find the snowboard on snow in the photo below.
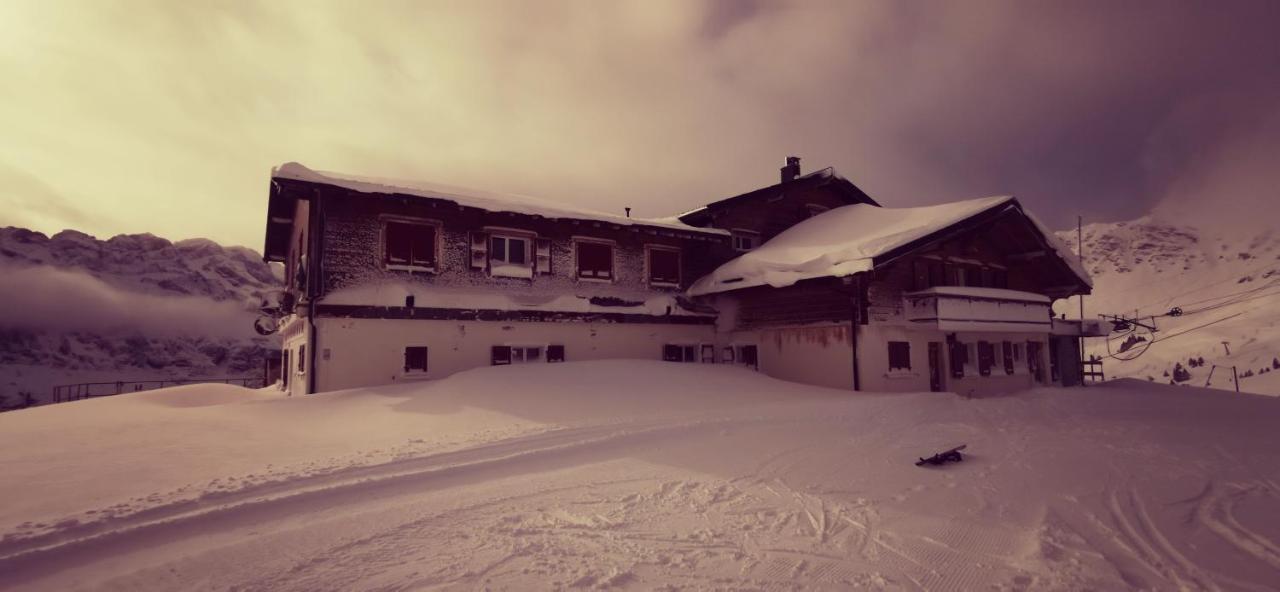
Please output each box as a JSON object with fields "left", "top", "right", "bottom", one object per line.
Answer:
{"left": 915, "top": 444, "right": 966, "bottom": 467}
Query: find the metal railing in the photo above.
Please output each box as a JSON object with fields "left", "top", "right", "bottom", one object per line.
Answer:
{"left": 51, "top": 377, "right": 265, "bottom": 404}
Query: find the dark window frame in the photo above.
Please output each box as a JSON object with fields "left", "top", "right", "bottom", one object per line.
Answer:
{"left": 978, "top": 341, "right": 995, "bottom": 376}
{"left": 382, "top": 217, "right": 440, "bottom": 271}
{"left": 547, "top": 344, "right": 565, "bottom": 363}
{"left": 888, "top": 341, "right": 911, "bottom": 371}
{"left": 404, "top": 346, "right": 429, "bottom": 373}
{"left": 574, "top": 239, "right": 615, "bottom": 280}
{"left": 647, "top": 245, "right": 682, "bottom": 286}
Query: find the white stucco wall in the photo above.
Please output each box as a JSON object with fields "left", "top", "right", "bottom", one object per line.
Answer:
{"left": 310, "top": 317, "right": 717, "bottom": 393}
{"left": 727, "top": 323, "right": 853, "bottom": 391}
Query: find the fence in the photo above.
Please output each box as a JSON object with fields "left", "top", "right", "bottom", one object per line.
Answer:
{"left": 1081, "top": 360, "right": 1105, "bottom": 382}
{"left": 51, "top": 377, "right": 265, "bottom": 404}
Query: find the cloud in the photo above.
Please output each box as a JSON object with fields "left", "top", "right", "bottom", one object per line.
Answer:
{"left": 0, "top": 0, "right": 1276, "bottom": 247}
{"left": 0, "top": 263, "right": 257, "bottom": 338}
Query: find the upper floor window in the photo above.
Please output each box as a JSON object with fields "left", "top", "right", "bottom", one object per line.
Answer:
{"left": 384, "top": 219, "right": 437, "bottom": 271}
{"left": 731, "top": 230, "right": 759, "bottom": 252}
{"left": 489, "top": 234, "right": 532, "bottom": 278}
{"left": 647, "top": 246, "right": 681, "bottom": 286}
{"left": 575, "top": 240, "right": 614, "bottom": 280}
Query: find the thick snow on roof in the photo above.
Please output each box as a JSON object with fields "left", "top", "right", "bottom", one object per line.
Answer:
{"left": 272, "top": 162, "right": 725, "bottom": 235}
{"left": 689, "top": 195, "right": 1091, "bottom": 296}
{"left": 323, "top": 282, "right": 713, "bottom": 317}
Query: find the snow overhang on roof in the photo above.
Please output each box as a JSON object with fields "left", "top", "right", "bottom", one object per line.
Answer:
{"left": 687, "top": 195, "right": 1093, "bottom": 297}
{"left": 270, "top": 162, "right": 727, "bottom": 237}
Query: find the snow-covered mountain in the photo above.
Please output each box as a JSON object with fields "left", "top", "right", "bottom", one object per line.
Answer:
{"left": 0, "top": 227, "right": 282, "bottom": 406}
{"left": 1055, "top": 218, "right": 1280, "bottom": 395}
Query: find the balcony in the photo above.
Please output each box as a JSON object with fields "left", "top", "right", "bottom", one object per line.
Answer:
{"left": 903, "top": 287, "right": 1052, "bottom": 333}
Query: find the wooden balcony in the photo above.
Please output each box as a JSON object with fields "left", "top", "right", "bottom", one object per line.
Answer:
{"left": 903, "top": 287, "right": 1052, "bottom": 333}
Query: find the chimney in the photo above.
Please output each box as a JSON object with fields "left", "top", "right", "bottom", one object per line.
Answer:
{"left": 780, "top": 156, "right": 801, "bottom": 183}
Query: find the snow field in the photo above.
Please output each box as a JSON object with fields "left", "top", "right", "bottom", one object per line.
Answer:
{"left": 1, "top": 361, "right": 1278, "bottom": 590}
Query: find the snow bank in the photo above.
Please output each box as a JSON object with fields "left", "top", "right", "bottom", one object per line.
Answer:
{"left": 689, "top": 195, "right": 1092, "bottom": 295}
{"left": 273, "top": 162, "right": 726, "bottom": 235}
{"left": 1, "top": 364, "right": 1277, "bottom": 590}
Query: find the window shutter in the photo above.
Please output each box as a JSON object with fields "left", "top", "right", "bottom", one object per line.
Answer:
{"left": 470, "top": 232, "right": 488, "bottom": 270}
{"left": 404, "top": 349, "right": 410, "bottom": 373}
{"left": 536, "top": 238, "right": 552, "bottom": 275}
{"left": 491, "top": 345, "right": 511, "bottom": 365}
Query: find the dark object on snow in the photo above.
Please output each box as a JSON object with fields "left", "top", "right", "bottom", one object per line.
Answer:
{"left": 916, "top": 444, "right": 966, "bottom": 466}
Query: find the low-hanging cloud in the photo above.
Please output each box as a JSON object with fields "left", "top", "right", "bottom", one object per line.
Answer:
{"left": 0, "top": 263, "right": 258, "bottom": 339}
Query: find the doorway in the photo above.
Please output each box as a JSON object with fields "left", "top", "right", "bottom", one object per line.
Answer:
{"left": 928, "top": 342, "right": 943, "bottom": 392}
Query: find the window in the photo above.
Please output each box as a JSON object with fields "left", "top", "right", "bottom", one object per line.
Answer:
{"left": 731, "top": 231, "right": 759, "bottom": 252}
{"left": 722, "top": 347, "right": 735, "bottom": 363}
{"left": 738, "top": 345, "right": 759, "bottom": 369}
{"left": 297, "top": 345, "right": 306, "bottom": 374}
{"left": 384, "top": 220, "right": 437, "bottom": 270}
{"left": 492, "top": 345, "right": 510, "bottom": 365}
{"left": 576, "top": 241, "right": 613, "bottom": 279}
{"left": 492, "top": 345, "right": 542, "bottom": 365}
{"left": 510, "top": 346, "right": 541, "bottom": 363}
{"left": 404, "top": 346, "right": 428, "bottom": 373}
{"left": 489, "top": 235, "right": 532, "bottom": 278}
{"left": 700, "top": 344, "right": 715, "bottom": 363}
{"left": 888, "top": 341, "right": 911, "bottom": 371}
{"left": 648, "top": 247, "right": 681, "bottom": 285}
{"left": 282, "top": 350, "right": 290, "bottom": 387}
{"left": 1002, "top": 341, "right": 1014, "bottom": 375}
{"left": 663, "top": 344, "right": 697, "bottom": 362}
{"left": 547, "top": 345, "right": 565, "bottom": 363}
{"left": 978, "top": 341, "right": 995, "bottom": 376}
{"left": 946, "top": 264, "right": 966, "bottom": 287}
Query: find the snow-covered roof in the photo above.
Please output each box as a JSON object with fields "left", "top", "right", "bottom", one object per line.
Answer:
{"left": 272, "top": 162, "right": 726, "bottom": 236}
{"left": 689, "top": 195, "right": 1092, "bottom": 296}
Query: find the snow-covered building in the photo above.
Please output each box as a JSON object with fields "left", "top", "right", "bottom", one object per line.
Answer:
{"left": 261, "top": 158, "right": 1100, "bottom": 396}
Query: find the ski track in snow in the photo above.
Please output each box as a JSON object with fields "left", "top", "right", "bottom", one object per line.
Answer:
{"left": 2, "top": 375, "right": 1278, "bottom": 590}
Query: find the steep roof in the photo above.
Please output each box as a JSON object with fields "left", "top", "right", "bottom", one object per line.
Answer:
{"left": 688, "top": 195, "right": 1092, "bottom": 296}
{"left": 271, "top": 162, "right": 727, "bottom": 236}
{"left": 677, "top": 167, "right": 879, "bottom": 226}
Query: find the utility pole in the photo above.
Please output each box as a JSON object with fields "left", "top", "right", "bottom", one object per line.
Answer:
{"left": 1078, "top": 215, "right": 1086, "bottom": 386}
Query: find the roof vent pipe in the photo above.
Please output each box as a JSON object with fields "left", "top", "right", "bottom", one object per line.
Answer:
{"left": 781, "top": 156, "right": 801, "bottom": 183}
{"left": 625, "top": 207, "right": 631, "bottom": 218}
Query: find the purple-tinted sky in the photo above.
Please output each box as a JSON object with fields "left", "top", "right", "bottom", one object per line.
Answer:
{"left": 1, "top": 1, "right": 1277, "bottom": 248}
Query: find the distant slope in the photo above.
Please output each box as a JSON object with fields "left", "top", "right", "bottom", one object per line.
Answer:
{"left": 1055, "top": 218, "right": 1280, "bottom": 395}
{"left": 0, "top": 227, "right": 282, "bottom": 405}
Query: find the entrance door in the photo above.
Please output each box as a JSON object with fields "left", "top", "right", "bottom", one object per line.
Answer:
{"left": 1027, "top": 341, "right": 1044, "bottom": 384}
{"left": 927, "top": 342, "right": 943, "bottom": 392}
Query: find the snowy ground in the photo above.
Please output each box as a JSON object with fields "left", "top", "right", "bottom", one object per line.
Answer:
{"left": 1, "top": 361, "right": 1278, "bottom": 591}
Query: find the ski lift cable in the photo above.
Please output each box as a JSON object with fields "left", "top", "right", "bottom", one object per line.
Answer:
{"left": 1175, "top": 285, "right": 1280, "bottom": 317}
{"left": 1126, "top": 262, "right": 1280, "bottom": 315}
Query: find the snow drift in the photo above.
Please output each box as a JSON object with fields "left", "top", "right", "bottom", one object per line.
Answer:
{"left": 1, "top": 361, "right": 1277, "bottom": 590}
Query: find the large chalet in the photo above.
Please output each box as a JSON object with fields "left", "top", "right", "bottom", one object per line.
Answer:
{"left": 261, "top": 157, "right": 1102, "bottom": 397}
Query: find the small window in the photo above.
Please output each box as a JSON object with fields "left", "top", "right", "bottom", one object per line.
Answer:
{"left": 297, "top": 345, "right": 306, "bottom": 374}
{"left": 738, "top": 345, "right": 759, "bottom": 369}
{"left": 404, "top": 346, "right": 428, "bottom": 373}
{"left": 965, "top": 343, "right": 979, "bottom": 375}
{"left": 510, "top": 346, "right": 541, "bottom": 364}
{"left": 576, "top": 241, "right": 613, "bottom": 279}
{"left": 1002, "top": 341, "right": 1014, "bottom": 375}
{"left": 384, "top": 220, "right": 437, "bottom": 269}
{"left": 648, "top": 247, "right": 681, "bottom": 286}
{"left": 700, "top": 344, "right": 715, "bottom": 363}
{"left": 722, "top": 347, "right": 735, "bottom": 363}
{"left": 491, "top": 345, "right": 511, "bottom": 366}
{"left": 490, "top": 236, "right": 528, "bottom": 265}
{"left": 490, "top": 235, "right": 532, "bottom": 278}
{"left": 978, "top": 341, "right": 996, "bottom": 376}
{"left": 547, "top": 345, "right": 565, "bottom": 363}
{"left": 662, "top": 344, "right": 697, "bottom": 362}
{"left": 888, "top": 341, "right": 911, "bottom": 371}
{"left": 731, "top": 231, "right": 759, "bottom": 252}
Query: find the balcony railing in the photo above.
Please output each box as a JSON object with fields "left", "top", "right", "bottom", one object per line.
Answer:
{"left": 903, "top": 287, "right": 1052, "bottom": 333}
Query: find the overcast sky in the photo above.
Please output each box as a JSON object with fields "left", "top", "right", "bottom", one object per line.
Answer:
{"left": 2, "top": 0, "right": 1277, "bottom": 250}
